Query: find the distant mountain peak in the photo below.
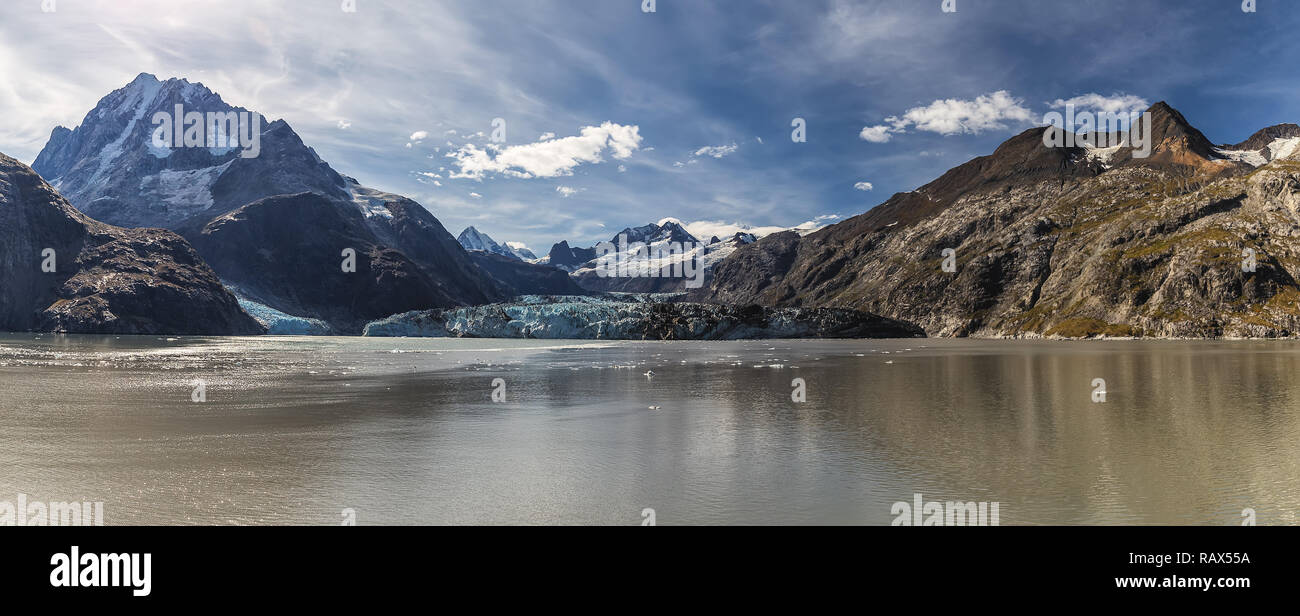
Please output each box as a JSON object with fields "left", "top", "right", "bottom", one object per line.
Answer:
{"left": 457, "top": 226, "right": 534, "bottom": 261}
{"left": 1224, "top": 123, "right": 1300, "bottom": 151}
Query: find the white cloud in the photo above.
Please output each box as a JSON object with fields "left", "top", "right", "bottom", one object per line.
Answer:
{"left": 447, "top": 122, "right": 642, "bottom": 179}
{"left": 617, "top": 164, "right": 627, "bottom": 173}
{"left": 414, "top": 171, "right": 442, "bottom": 185}
{"left": 555, "top": 186, "right": 580, "bottom": 198}
{"left": 469, "top": 192, "right": 482, "bottom": 199}
{"left": 409, "top": 130, "right": 429, "bottom": 141}
{"left": 859, "top": 125, "right": 893, "bottom": 143}
{"left": 538, "top": 132, "right": 556, "bottom": 140}
{"left": 863, "top": 91, "right": 1035, "bottom": 142}
{"left": 337, "top": 120, "right": 351, "bottom": 130}
{"left": 694, "top": 142, "right": 739, "bottom": 159}
{"left": 854, "top": 181, "right": 873, "bottom": 191}
{"left": 505, "top": 241, "right": 530, "bottom": 251}
{"left": 1049, "top": 93, "right": 1150, "bottom": 116}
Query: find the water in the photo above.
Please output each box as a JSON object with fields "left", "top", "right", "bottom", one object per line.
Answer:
{"left": 1, "top": 334, "right": 1297, "bottom": 525}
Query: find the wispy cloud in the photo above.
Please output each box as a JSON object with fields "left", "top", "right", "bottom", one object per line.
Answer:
{"left": 694, "top": 142, "right": 739, "bottom": 159}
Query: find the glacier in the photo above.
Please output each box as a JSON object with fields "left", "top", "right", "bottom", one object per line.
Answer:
{"left": 362, "top": 295, "right": 924, "bottom": 339}
{"left": 236, "top": 298, "right": 333, "bottom": 336}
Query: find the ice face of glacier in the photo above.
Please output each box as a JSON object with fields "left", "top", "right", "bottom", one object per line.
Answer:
{"left": 362, "top": 296, "right": 925, "bottom": 339}
{"left": 236, "top": 298, "right": 333, "bottom": 336}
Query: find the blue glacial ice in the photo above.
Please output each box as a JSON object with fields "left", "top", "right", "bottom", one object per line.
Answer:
{"left": 362, "top": 295, "right": 924, "bottom": 339}
{"left": 237, "top": 298, "right": 333, "bottom": 336}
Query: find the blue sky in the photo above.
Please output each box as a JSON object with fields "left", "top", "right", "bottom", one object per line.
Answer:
{"left": 2, "top": 0, "right": 1299, "bottom": 252}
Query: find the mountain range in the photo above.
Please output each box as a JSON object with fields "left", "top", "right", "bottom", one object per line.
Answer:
{"left": 692, "top": 102, "right": 1300, "bottom": 338}
{"left": 13, "top": 76, "right": 1300, "bottom": 339}
{"left": 540, "top": 220, "right": 758, "bottom": 293}
{"left": 457, "top": 226, "right": 537, "bottom": 261}
{"left": 29, "top": 73, "right": 573, "bottom": 332}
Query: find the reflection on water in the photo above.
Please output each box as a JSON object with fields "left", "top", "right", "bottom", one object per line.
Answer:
{"left": 0, "top": 334, "right": 1297, "bottom": 525}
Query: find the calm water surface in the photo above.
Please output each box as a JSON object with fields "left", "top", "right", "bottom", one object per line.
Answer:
{"left": 1, "top": 334, "right": 1297, "bottom": 525}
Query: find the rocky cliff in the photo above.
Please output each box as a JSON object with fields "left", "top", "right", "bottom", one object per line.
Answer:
{"left": 0, "top": 153, "right": 263, "bottom": 335}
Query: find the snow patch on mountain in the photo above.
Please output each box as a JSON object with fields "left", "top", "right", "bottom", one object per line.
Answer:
{"left": 1215, "top": 136, "right": 1300, "bottom": 167}
{"left": 88, "top": 77, "right": 163, "bottom": 187}
{"left": 1267, "top": 137, "right": 1300, "bottom": 161}
{"left": 1215, "top": 147, "right": 1267, "bottom": 167}
{"left": 138, "top": 161, "right": 231, "bottom": 215}
{"left": 1084, "top": 142, "right": 1123, "bottom": 167}
{"left": 348, "top": 182, "right": 398, "bottom": 219}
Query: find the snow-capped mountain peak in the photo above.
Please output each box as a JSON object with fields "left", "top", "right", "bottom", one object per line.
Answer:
{"left": 458, "top": 226, "right": 499, "bottom": 252}
{"left": 28, "top": 73, "right": 341, "bottom": 231}
{"left": 1214, "top": 124, "right": 1300, "bottom": 167}
{"left": 457, "top": 226, "right": 535, "bottom": 261}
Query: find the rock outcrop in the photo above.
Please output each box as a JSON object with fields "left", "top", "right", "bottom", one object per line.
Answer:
{"left": 0, "top": 153, "right": 264, "bottom": 335}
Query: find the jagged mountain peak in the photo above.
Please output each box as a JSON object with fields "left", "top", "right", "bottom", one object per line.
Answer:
{"left": 458, "top": 226, "right": 502, "bottom": 251}
{"left": 456, "top": 226, "right": 534, "bottom": 261}
{"left": 615, "top": 219, "right": 700, "bottom": 245}
{"left": 30, "top": 73, "right": 354, "bottom": 231}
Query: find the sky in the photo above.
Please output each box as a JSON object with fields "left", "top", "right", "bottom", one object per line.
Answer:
{"left": 2, "top": 0, "right": 1300, "bottom": 253}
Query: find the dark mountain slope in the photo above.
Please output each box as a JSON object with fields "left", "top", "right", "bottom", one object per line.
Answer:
{"left": 1, "top": 153, "right": 263, "bottom": 335}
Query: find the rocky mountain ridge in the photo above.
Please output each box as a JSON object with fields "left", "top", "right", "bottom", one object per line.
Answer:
{"left": 693, "top": 102, "right": 1300, "bottom": 338}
